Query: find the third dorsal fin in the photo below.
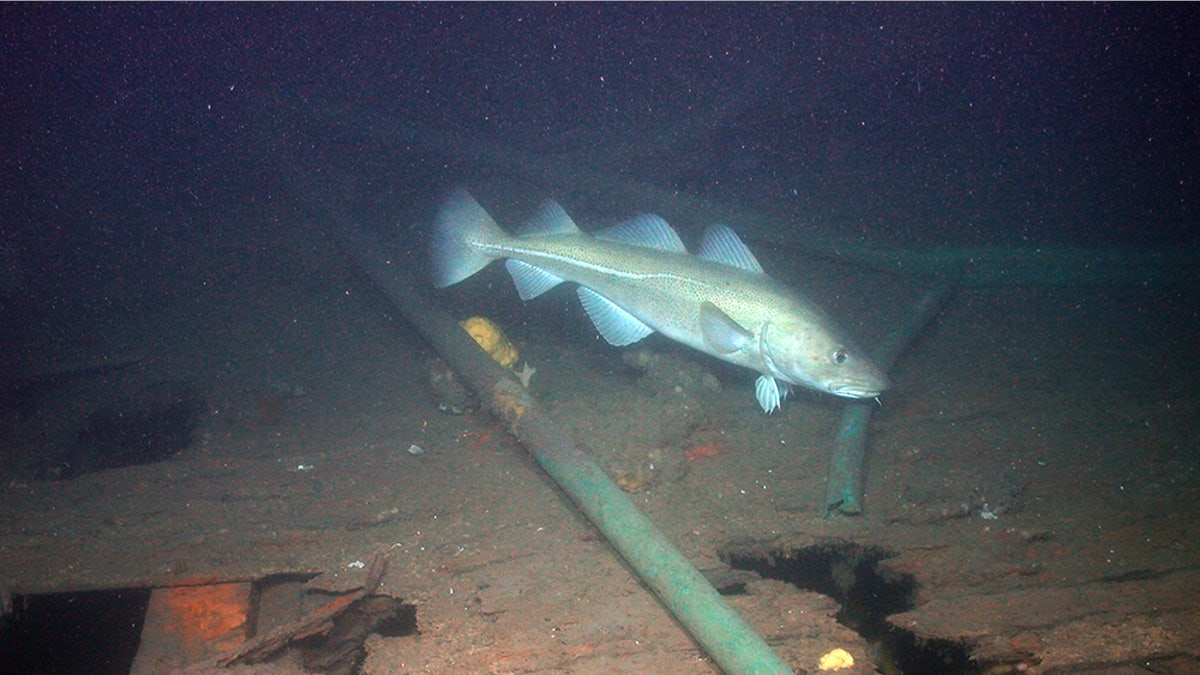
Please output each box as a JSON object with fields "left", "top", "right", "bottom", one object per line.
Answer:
{"left": 520, "top": 200, "right": 582, "bottom": 236}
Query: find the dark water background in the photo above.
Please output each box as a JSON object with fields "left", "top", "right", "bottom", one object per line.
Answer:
{"left": 4, "top": 6, "right": 1198, "bottom": 323}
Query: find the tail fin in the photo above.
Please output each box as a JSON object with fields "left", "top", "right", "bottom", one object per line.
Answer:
{"left": 430, "top": 189, "right": 510, "bottom": 287}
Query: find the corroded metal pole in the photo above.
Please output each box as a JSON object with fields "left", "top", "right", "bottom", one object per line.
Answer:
{"left": 824, "top": 278, "right": 958, "bottom": 517}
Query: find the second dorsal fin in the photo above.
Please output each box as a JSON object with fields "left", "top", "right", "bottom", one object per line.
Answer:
{"left": 594, "top": 214, "right": 688, "bottom": 253}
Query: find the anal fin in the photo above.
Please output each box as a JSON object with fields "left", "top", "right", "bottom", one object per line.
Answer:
{"left": 506, "top": 260, "right": 565, "bottom": 300}
{"left": 577, "top": 287, "right": 654, "bottom": 346}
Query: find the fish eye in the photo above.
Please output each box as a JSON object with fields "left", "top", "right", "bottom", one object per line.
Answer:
{"left": 832, "top": 349, "right": 849, "bottom": 364}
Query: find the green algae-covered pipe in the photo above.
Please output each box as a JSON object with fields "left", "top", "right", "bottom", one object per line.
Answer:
{"left": 343, "top": 223, "right": 793, "bottom": 674}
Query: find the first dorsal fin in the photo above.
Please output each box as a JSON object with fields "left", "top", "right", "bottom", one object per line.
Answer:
{"left": 594, "top": 214, "right": 688, "bottom": 253}
{"left": 519, "top": 200, "right": 581, "bottom": 236}
{"left": 696, "top": 224, "right": 764, "bottom": 273}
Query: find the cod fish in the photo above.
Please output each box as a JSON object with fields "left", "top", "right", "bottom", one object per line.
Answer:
{"left": 430, "top": 189, "right": 888, "bottom": 412}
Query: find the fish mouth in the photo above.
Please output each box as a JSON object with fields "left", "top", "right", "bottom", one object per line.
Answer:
{"left": 828, "top": 381, "right": 888, "bottom": 399}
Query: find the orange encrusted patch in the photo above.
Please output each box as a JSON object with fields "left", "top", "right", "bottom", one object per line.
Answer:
{"left": 684, "top": 441, "right": 723, "bottom": 461}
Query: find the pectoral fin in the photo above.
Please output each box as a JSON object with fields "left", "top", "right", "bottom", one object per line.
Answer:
{"left": 699, "top": 301, "right": 753, "bottom": 354}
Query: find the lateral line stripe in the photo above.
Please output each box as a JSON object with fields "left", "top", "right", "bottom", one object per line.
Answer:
{"left": 479, "top": 241, "right": 712, "bottom": 286}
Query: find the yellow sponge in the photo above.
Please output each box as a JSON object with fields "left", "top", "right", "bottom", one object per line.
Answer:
{"left": 460, "top": 316, "right": 519, "bottom": 368}
{"left": 818, "top": 648, "right": 854, "bottom": 670}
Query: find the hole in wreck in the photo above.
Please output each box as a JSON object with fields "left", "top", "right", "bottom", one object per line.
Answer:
{"left": 42, "top": 380, "right": 206, "bottom": 481}
{"left": 720, "top": 541, "right": 978, "bottom": 674}
{"left": 0, "top": 577, "right": 417, "bottom": 675}
{"left": 0, "top": 588, "right": 151, "bottom": 675}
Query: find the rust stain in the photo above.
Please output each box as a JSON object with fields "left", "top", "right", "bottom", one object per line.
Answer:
{"left": 157, "top": 583, "right": 252, "bottom": 655}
